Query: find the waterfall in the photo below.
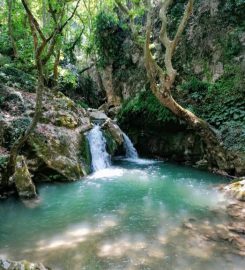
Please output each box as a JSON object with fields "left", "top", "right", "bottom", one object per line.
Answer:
{"left": 123, "top": 133, "right": 138, "bottom": 159}
{"left": 87, "top": 125, "right": 111, "bottom": 171}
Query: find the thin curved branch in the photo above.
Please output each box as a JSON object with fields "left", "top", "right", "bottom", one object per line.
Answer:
{"left": 159, "top": 0, "right": 173, "bottom": 48}
{"left": 172, "top": 0, "right": 194, "bottom": 53}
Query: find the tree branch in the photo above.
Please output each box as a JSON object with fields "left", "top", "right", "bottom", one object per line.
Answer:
{"left": 21, "top": 0, "right": 46, "bottom": 41}
{"left": 172, "top": 0, "right": 194, "bottom": 53}
{"left": 60, "top": 0, "right": 81, "bottom": 31}
{"left": 115, "top": 0, "right": 131, "bottom": 16}
{"left": 159, "top": 0, "right": 173, "bottom": 48}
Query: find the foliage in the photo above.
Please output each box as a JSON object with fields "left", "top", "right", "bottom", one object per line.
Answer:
{"left": 118, "top": 90, "right": 178, "bottom": 125}
{"left": 4, "top": 117, "right": 31, "bottom": 148}
{"left": 220, "top": 120, "right": 245, "bottom": 151}
{"left": 0, "top": 66, "right": 36, "bottom": 92}
{"left": 212, "top": 0, "right": 245, "bottom": 27}
{"left": 180, "top": 77, "right": 210, "bottom": 102}
{"left": 59, "top": 69, "right": 102, "bottom": 108}
{"left": 59, "top": 68, "right": 78, "bottom": 89}
{"left": 179, "top": 65, "right": 245, "bottom": 128}
{"left": 93, "top": 10, "right": 129, "bottom": 67}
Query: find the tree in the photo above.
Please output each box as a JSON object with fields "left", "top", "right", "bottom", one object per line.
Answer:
{"left": 116, "top": 0, "right": 235, "bottom": 172}
{"left": 3, "top": 0, "right": 81, "bottom": 186}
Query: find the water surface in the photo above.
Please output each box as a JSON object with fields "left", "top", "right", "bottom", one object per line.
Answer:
{"left": 0, "top": 159, "right": 243, "bottom": 270}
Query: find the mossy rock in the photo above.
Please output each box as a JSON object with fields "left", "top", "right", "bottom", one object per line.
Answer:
{"left": 103, "top": 130, "right": 118, "bottom": 156}
{"left": 55, "top": 115, "right": 78, "bottom": 129}
{"left": 28, "top": 124, "right": 89, "bottom": 181}
{"left": 12, "top": 155, "right": 37, "bottom": 199}
{"left": 79, "top": 133, "right": 92, "bottom": 174}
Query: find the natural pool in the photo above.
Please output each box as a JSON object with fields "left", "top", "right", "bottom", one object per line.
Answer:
{"left": 0, "top": 159, "right": 244, "bottom": 270}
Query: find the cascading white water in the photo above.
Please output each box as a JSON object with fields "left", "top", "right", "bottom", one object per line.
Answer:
{"left": 123, "top": 133, "right": 138, "bottom": 159}
{"left": 87, "top": 125, "right": 111, "bottom": 171}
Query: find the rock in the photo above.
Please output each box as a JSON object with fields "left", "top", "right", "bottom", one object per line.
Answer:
{"left": 101, "top": 119, "right": 124, "bottom": 155}
{"left": 194, "top": 159, "right": 208, "bottom": 169}
{"left": 89, "top": 110, "right": 108, "bottom": 122}
{"left": 12, "top": 155, "right": 37, "bottom": 199}
{"left": 132, "top": 52, "right": 140, "bottom": 64}
{"left": 0, "top": 259, "right": 50, "bottom": 270}
{"left": 102, "top": 119, "right": 124, "bottom": 145}
{"left": 29, "top": 125, "right": 91, "bottom": 181}
{"left": 108, "top": 106, "right": 121, "bottom": 119}
{"left": 223, "top": 179, "right": 245, "bottom": 201}
{"left": 0, "top": 85, "right": 93, "bottom": 185}
{"left": 182, "top": 222, "right": 193, "bottom": 229}
{"left": 226, "top": 202, "right": 245, "bottom": 222}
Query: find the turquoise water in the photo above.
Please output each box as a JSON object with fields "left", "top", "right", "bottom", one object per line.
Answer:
{"left": 0, "top": 159, "right": 243, "bottom": 269}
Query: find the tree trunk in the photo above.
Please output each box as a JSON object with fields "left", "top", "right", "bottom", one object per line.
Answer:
{"left": 53, "top": 48, "right": 60, "bottom": 86}
{"left": 3, "top": 62, "right": 45, "bottom": 186}
{"left": 143, "top": 0, "right": 234, "bottom": 173}
{"left": 150, "top": 83, "right": 231, "bottom": 171}
{"left": 6, "top": 0, "right": 18, "bottom": 58}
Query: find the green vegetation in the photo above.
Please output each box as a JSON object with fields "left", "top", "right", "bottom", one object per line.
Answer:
{"left": 118, "top": 90, "right": 178, "bottom": 125}
{"left": 93, "top": 10, "right": 129, "bottom": 67}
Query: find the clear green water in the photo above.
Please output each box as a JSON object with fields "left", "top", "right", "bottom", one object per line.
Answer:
{"left": 0, "top": 159, "right": 243, "bottom": 270}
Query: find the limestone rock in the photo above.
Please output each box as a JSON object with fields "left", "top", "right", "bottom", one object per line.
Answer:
{"left": 102, "top": 119, "right": 124, "bottom": 145}
{"left": 89, "top": 110, "right": 108, "bottom": 122}
{"left": 12, "top": 155, "right": 37, "bottom": 199}
{"left": 29, "top": 125, "right": 91, "bottom": 181}
{"left": 0, "top": 259, "right": 50, "bottom": 270}
{"left": 101, "top": 119, "right": 124, "bottom": 155}
{"left": 223, "top": 179, "right": 245, "bottom": 201}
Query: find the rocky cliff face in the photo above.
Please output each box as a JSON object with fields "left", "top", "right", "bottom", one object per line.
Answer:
{"left": 0, "top": 83, "right": 124, "bottom": 198}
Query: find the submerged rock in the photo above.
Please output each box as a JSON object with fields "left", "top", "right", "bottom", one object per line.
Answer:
{"left": 12, "top": 155, "right": 37, "bottom": 199}
{"left": 0, "top": 259, "right": 50, "bottom": 270}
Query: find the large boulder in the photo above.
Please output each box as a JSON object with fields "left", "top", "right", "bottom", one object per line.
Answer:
{"left": 0, "top": 259, "right": 50, "bottom": 270}
{"left": 29, "top": 124, "right": 91, "bottom": 181}
{"left": 0, "top": 85, "right": 93, "bottom": 184}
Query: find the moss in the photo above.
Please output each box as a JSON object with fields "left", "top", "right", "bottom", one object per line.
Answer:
{"left": 103, "top": 130, "right": 118, "bottom": 156}
{"left": 55, "top": 115, "right": 78, "bottom": 129}
{"left": 79, "top": 133, "right": 92, "bottom": 174}
{"left": 118, "top": 90, "right": 178, "bottom": 127}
